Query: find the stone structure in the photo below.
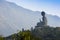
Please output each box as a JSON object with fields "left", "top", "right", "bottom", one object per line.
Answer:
{"left": 31, "top": 11, "right": 48, "bottom": 38}
{"left": 35, "top": 11, "right": 47, "bottom": 27}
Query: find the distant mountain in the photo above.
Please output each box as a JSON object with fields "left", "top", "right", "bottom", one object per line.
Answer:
{"left": 0, "top": 0, "right": 60, "bottom": 37}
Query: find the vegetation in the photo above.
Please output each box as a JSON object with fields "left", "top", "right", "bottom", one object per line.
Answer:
{"left": 11, "top": 30, "right": 42, "bottom": 40}
{"left": 0, "top": 36, "right": 4, "bottom": 40}
{"left": 1, "top": 27, "right": 58, "bottom": 40}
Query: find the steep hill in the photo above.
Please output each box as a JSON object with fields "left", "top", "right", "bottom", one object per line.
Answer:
{"left": 0, "top": 0, "right": 60, "bottom": 37}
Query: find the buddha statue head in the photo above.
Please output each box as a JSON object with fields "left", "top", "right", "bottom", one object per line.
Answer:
{"left": 41, "top": 11, "right": 45, "bottom": 17}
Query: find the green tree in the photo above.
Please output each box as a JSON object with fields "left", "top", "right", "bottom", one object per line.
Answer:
{"left": 0, "top": 36, "right": 4, "bottom": 40}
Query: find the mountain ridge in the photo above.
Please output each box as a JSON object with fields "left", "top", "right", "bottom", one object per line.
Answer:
{"left": 0, "top": 0, "right": 60, "bottom": 37}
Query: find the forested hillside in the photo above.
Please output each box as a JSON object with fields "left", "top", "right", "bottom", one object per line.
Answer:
{"left": 0, "top": 27, "right": 60, "bottom": 40}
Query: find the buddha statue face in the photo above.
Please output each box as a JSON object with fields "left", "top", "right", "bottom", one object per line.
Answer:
{"left": 41, "top": 11, "right": 45, "bottom": 17}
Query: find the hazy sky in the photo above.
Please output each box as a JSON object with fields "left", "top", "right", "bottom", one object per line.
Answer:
{"left": 6, "top": 0, "right": 60, "bottom": 17}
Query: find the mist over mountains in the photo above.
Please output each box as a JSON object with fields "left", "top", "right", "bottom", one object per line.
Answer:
{"left": 0, "top": 0, "right": 60, "bottom": 37}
